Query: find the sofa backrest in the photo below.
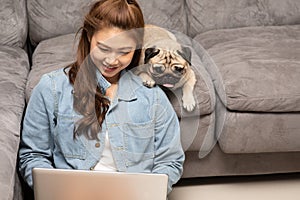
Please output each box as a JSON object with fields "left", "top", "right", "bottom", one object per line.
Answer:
{"left": 137, "top": 0, "right": 187, "bottom": 35}
{"left": 27, "top": 0, "right": 188, "bottom": 46}
{"left": 186, "top": 0, "right": 300, "bottom": 37}
{"left": 0, "top": 0, "right": 27, "bottom": 48}
{"left": 27, "top": 0, "right": 90, "bottom": 46}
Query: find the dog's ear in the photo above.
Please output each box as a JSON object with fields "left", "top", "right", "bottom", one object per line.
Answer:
{"left": 177, "top": 46, "right": 191, "bottom": 65}
{"left": 144, "top": 47, "right": 160, "bottom": 64}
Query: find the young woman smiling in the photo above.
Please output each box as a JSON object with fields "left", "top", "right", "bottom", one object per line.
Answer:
{"left": 19, "top": 0, "right": 184, "bottom": 195}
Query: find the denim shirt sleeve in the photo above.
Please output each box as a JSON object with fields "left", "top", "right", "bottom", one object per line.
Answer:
{"left": 19, "top": 74, "right": 55, "bottom": 188}
{"left": 151, "top": 88, "right": 185, "bottom": 194}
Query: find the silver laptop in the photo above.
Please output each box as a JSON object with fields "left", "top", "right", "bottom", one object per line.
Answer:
{"left": 33, "top": 168, "right": 168, "bottom": 200}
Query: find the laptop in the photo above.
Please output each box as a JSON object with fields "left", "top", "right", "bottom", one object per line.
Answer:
{"left": 32, "top": 168, "right": 168, "bottom": 200}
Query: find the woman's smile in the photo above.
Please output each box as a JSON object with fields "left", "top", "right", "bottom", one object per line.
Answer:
{"left": 103, "top": 64, "right": 119, "bottom": 72}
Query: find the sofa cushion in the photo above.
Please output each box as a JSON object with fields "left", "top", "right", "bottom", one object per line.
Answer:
{"left": 0, "top": 0, "right": 27, "bottom": 47}
{"left": 218, "top": 110, "right": 300, "bottom": 154}
{"left": 27, "top": 0, "right": 90, "bottom": 46}
{"left": 0, "top": 46, "right": 29, "bottom": 109}
{"left": 27, "top": 0, "right": 188, "bottom": 46}
{"left": 183, "top": 145, "right": 300, "bottom": 178}
{"left": 137, "top": 0, "right": 187, "bottom": 35}
{"left": 26, "top": 34, "right": 77, "bottom": 101}
{"left": 0, "top": 46, "right": 29, "bottom": 200}
{"left": 195, "top": 25, "right": 300, "bottom": 112}
{"left": 186, "top": 0, "right": 300, "bottom": 37}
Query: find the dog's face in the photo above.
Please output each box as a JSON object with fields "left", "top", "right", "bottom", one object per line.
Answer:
{"left": 144, "top": 47, "right": 191, "bottom": 88}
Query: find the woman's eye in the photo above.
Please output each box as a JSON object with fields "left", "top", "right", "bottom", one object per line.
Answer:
{"left": 119, "top": 51, "right": 130, "bottom": 55}
{"left": 98, "top": 47, "right": 109, "bottom": 52}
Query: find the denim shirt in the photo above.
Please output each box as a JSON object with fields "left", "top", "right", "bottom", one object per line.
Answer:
{"left": 19, "top": 68, "right": 185, "bottom": 193}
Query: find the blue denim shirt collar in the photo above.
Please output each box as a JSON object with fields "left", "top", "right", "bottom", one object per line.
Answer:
{"left": 96, "top": 69, "right": 139, "bottom": 102}
{"left": 96, "top": 69, "right": 111, "bottom": 94}
{"left": 117, "top": 70, "right": 138, "bottom": 101}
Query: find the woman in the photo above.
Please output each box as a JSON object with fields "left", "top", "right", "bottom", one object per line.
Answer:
{"left": 19, "top": 0, "right": 184, "bottom": 194}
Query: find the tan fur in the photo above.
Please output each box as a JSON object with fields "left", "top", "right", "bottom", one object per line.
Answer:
{"left": 134, "top": 25, "right": 197, "bottom": 112}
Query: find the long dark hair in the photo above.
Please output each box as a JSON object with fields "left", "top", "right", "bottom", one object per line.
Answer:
{"left": 65, "top": 0, "right": 144, "bottom": 140}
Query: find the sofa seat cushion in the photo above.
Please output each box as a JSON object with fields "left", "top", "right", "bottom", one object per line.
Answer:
{"left": 195, "top": 25, "right": 300, "bottom": 112}
{"left": 26, "top": 34, "right": 77, "bottom": 101}
{"left": 0, "top": 45, "right": 29, "bottom": 199}
{"left": 218, "top": 110, "right": 300, "bottom": 154}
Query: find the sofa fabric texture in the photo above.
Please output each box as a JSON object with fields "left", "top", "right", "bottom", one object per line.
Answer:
{"left": 186, "top": 0, "right": 300, "bottom": 37}
{"left": 0, "top": 1, "right": 29, "bottom": 199}
{"left": 195, "top": 25, "right": 300, "bottom": 112}
{"left": 25, "top": 34, "right": 77, "bottom": 101}
{"left": 27, "top": 0, "right": 89, "bottom": 46}
{"left": 138, "top": 0, "right": 188, "bottom": 34}
{"left": 0, "top": 46, "right": 29, "bottom": 200}
{"left": 0, "top": 0, "right": 300, "bottom": 200}
{"left": 0, "top": 0, "right": 27, "bottom": 47}
{"left": 219, "top": 111, "right": 300, "bottom": 153}
{"left": 27, "top": 0, "right": 188, "bottom": 46}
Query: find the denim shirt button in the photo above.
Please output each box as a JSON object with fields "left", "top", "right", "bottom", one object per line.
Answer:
{"left": 95, "top": 142, "right": 100, "bottom": 148}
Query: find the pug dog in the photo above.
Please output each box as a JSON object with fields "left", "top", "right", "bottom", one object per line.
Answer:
{"left": 134, "top": 25, "right": 197, "bottom": 112}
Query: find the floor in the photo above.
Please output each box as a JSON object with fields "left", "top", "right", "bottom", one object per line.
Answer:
{"left": 168, "top": 173, "right": 300, "bottom": 200}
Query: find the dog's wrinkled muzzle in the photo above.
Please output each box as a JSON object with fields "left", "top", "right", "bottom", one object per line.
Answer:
{"left": 152, "top": 74, "right": 181, "bottom": 88}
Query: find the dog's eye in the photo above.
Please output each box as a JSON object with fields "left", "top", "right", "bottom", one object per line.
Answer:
{"left": 173, "top": 65, "right": 185, "bottom": 73}
{"left": 153, "top": 64, "right": 166, "bottom": 74}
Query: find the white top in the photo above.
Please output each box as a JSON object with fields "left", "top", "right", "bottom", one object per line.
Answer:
{"left": 94, "top": 131, "right": 117, "bottom": 172}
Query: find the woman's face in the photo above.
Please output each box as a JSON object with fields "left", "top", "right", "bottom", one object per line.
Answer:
{"left": 90, "top": 27, "right": 137, "bottom": 83}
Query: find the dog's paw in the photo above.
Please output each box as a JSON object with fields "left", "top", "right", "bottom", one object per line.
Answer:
{"left": 143, "top": 80, "right": 156, "bottom": 88}
{"left": 139, "top": 73, "right": 156, "bottom": 88}
{"left": 182, "top": 94, "right": 196, "bottom": 112}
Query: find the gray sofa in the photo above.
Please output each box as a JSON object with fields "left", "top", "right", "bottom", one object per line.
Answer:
{"left": 0, "top": 1, "right": 29, "bottom": 200}
{"left": 0, "top": 0, "right": 300, "bottom": 199}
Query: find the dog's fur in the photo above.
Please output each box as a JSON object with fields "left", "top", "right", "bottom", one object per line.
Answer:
{"left": 134, "top": 25, "right": 196, "bottom": 112}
